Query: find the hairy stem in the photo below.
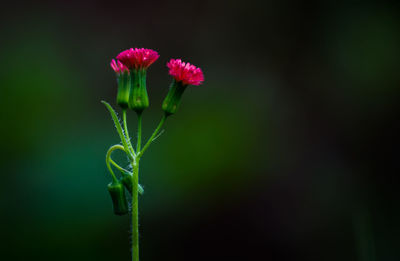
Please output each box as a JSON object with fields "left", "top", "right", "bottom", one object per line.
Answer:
{"left": 137, "top": 112, "right": 143, "bottom": 152}
{"left": 123, "top": 110, "right": 135, "bottom": 155}
{"left": 131, "top": 110, "right": 144, "bottom": 261}
{"left": 131, "top": 162, "right": 139, "bottom": 261}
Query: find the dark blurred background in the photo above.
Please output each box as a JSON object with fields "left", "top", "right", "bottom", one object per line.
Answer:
{"left": 1, "top": 0, "right": 399, "bottom": 260}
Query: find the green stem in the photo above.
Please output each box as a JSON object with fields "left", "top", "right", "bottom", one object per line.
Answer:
{"left": 109, "top": 158, "right": 145, "bottom": 195}
{"left": 106, "top": 145, "right": 125, "bottom": 183}
{"left": 105, "top": 160, "right": 117, "bottom": 183}
{"left": 131, "top": 162, "right": 139, "bottom": 261}
{"left": 136, "top": 112, "right": 143, "bottom": 152}
{"left": 138, "top": 114, "right": 168, "bottom": 158}
{"left": 131, "top": 110, "right": 144, "bottom": 261}
{"left": 110, "top": 159, "right": 130, "bottom": 174}
{"left": 123, "top": 109, "right": 135, "bottom": 155}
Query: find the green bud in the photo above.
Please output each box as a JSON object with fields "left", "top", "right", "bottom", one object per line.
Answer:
{"left": 120, "top": 171, "right": 144, "bottom": 195}
{"left": 120, "top": 171, "right": 133, "bottom": 194}
{"left": 162, "top": 80, "right": 188, "bottom": 115}
{"left": 107, "top": 181, "right": 128, "bottom": 216}
{"left": 116, "top": 72, "right": 131, "bottom": 109}
{"left": 129, "top": 69, "right": 149, "bottom": 113}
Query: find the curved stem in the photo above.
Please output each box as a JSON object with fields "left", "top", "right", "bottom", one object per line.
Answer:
{"left": 107, "top": 144, "right": 126, "bottom": 155}
{"left": 106, "top": 145, "right": 126, "bottom": 183}
{"left": 105, "top": 160, "right": 117, "bottom": 183}
{"left": 108, "top": 153, "right": 145, "bottom": 195}
{"left": 138, "top": 114, "right": 168, "bottom": 158}
{"left": 123, "top": 109, "right": 135, "bottom": 155}
{"left": 110, "top": 158, "right": 131, "bottom": 174}
{"left": 107, "top": 144, "right": 133, "bottom": 174}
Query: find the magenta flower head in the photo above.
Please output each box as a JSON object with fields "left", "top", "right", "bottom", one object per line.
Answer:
{"left": 111, "top": 59, "right": 131, "bottom": 109}
{"left": 116, "top": 48, "right": 159, "bottom": 70}
{"left": 116, "top": 48, "right": 159, "bottom": 113}
{"left": 167, "top": 59, "right": 204, "bottom": 86}
{"left": 162, "top": 59, "right": 204, "bottom": 115}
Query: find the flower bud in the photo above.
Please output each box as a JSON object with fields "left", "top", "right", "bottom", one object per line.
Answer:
{"left": 162, "top": 80, "right": 187, "bottom": 115}
{"left": 162, "top": 59, "right": 204, "bottom": 115}
{"left": 107, "top": 181, "right": 128, "bottom": 216}
{"left": 120, "top": 171, "right": 133, "bottom": 194}
{"left": 129, "top": 69, "right": 149, "bottom": 112}
{"left": 120, "top": 171, "right": 144, "bottom": 195}
{"left": 116, "top": 72, "right": 131, "bottom": 109}
{"left": 110, "top": 59, "right": 131, "bottom": 109}
{"left": 116, "top": 48, "right": 159, "bottom": 113}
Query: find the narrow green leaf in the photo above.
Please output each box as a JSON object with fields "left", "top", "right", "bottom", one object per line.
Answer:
{"left": 101, "top": 100, "right": 134, "bottom": 159}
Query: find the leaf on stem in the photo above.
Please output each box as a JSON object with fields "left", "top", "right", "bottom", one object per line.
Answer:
{"left": 101, "top": 101, "right": 133, "bottom": 158}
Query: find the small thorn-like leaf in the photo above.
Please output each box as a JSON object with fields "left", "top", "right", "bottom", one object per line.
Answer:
{"left": 152, "top": 129, "right": 165, "bottom": 142}
{"left": 138, "top": 184, "right": 144, "bottom": 195}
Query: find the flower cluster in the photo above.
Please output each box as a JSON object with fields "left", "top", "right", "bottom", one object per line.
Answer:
{"left": 110, "top": 47, "right": 204, "bottom": 114}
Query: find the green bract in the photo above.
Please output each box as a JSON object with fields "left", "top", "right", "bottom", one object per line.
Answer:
{"left": 129, "top": 69, "right": 149, "bottom": 112}
{"left": 162, "top": 80, "right": 188, "bottom": 115}
{"left": 116, "top": 71, "right": 131, "bottom": 109}
{"left": 107, "top": 181, "right": 128, "bottom": 216}
{"left": 110, "top": 59, "right": 131, "bottom": 109}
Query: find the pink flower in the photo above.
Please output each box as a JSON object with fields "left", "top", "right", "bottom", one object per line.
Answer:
{"left": 116, "top": 48, "right": 159, "bottom": 70}
{"left": 110, "top": 59, "right": 129, "bottom": 74}
{"left": 167, "top": 59, "right": 204, "bottom": 86}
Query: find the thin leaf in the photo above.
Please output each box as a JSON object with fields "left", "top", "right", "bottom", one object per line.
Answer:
{"left": 101, "top": 101, "right": 133, "bottom": 159}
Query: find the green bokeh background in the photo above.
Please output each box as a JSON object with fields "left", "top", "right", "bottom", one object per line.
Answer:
{"left": 1, "top": 0, "right": 399, "bottom": 260}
